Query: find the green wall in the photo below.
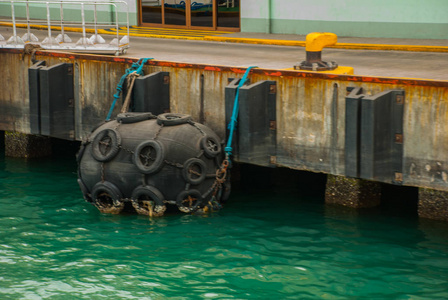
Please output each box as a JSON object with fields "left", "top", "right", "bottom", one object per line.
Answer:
{"left": 241, "top": 0, "right": 448, "bottom": 39}
{"left": 3, "top": 0, "right": 447, "bottom": 39}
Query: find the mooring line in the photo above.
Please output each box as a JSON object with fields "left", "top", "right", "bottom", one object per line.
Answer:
{"left": 224, "top": 65, "right": 258, "bottom": 159}
{"left": 105, "top": 57, "right": 153, "bottom": 121}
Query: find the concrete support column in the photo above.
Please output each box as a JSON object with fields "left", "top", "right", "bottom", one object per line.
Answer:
{"left": 419, "top": 188, "right": 448, "bottom": 221}
{"left": 5, "top": 132, "right": 51, "bottom": 158}
{"left": 325, "top": 175, "right": 382, "bottom": 208}
{"left": 0, "top": 131, "right": 4, "bottom": 149}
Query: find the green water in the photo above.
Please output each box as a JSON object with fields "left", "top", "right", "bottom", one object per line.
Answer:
{"left": 1, "top": 147, "right": 448, "bottom": 300}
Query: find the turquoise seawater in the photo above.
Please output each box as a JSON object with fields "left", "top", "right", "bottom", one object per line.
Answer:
{"left": 1, "top": 145, "right": 448, "bottom": 299}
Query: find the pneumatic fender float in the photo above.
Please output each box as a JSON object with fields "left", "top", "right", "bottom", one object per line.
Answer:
{"left": 77, "top": 112, "right": 230, "bottom": 216}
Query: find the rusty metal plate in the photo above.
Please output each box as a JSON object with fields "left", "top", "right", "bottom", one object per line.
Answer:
{"left": 395, "top": 133, "right": 403, "bottom": 144}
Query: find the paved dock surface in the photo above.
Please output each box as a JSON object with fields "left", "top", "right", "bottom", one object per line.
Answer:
{"left": 129, "top": 36, "right": 448, "bottom": 80}
{"left": 1, "top": 26, "right": 447, "bottom": 80}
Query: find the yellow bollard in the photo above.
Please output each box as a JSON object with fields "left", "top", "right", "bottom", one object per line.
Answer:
{"left": 305, "top": 32, "right": 338, "bottom": 52}
{"left": 293, "top": 32, "right": 354, "bottom": 74}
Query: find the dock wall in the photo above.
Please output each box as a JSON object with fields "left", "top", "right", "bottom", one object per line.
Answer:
{"left": 1, "top": 49, "right": 448, "bottom": 195}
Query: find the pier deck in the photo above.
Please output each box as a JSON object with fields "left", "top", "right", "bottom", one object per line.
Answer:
{"left": 1, "top": 25, "right": 448, "bottom": 80}
{"left": 1, "top": 25, "right": 448, "bottom": 219}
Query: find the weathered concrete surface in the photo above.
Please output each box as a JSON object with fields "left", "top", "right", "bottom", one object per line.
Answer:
{"left": 325, "top": 175, "right": 382, "bottom": 208}
{"left": 1, "top": 49, "right": 448, "bottom": 193}
{"left": 5, "top": 132, "right": 51, "bottom": 158}
{"left": 419, "top": 188, "right": 448, "bottom": 221}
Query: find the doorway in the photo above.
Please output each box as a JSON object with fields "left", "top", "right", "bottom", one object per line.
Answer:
{"left": 139, "top": 0, "right": 240, "bottom": 31}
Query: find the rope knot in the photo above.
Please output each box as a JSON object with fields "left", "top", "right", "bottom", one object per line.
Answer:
{"left": 105, "top": 58, "right": 153, "bottom": 121}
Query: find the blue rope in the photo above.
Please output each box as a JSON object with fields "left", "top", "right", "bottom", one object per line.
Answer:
{"left": 105, "top": 58, "right": 153, "bottom": 121}
{"left": 224, "top": 66, "right": 258, "bottom": 158}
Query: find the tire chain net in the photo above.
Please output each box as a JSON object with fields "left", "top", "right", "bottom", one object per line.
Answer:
{"left": 87, "top": 116, "right": 227, "bottom": 216}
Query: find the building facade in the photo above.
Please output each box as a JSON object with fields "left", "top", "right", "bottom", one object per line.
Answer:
{"left": 241, "top": 0, "right": 448, "bottom": 39}
{"left": 1, "top": 0, "right": 448, "bottom": 39}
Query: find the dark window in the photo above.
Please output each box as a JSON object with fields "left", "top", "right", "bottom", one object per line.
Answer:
{"left": 217, "top": 0, "right": 239, "bottom": 28}
{"left": 141, "top": 0, "right": 162, "bottom": 24}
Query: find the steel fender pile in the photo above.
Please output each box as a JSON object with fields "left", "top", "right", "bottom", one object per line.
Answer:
{"left": 77, "top": 112, "right": 230, "bottom": 216}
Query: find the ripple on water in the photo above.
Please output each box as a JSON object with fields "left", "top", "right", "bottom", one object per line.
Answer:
{"left": 1, "top": 154, "right": 448, "bottom": 299}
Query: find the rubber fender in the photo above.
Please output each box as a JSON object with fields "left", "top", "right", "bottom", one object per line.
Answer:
{"left": 182, "top": 158, "right": 207, "bottom": 185}
{"left": 176, "top": 189, "right": 203, "bottom": 213}
{"left": 157, "top": 113, "right": 192, "bottom": 126}
{"left": 200, "top": 135, "right": 222, "bottom": 158}
{"left": 77, "top": 178, "right": 92, "bottom": 202}
{"left": 133, "top": 140, "right": 165, "bottom": 174}
{"left": 89, "top": 121, "right": 107, "bottom": 134}
{"left": 76, "top": 142, "right": 86, "bottom": 164}
{"left": 117, "top": 112, "right": 156, "bottom": 124}
{"left": 220, "top": 180, "right": 231, "bottom": 203}
{"left": 91, "top": 128, "right": 121, "bottom": 162}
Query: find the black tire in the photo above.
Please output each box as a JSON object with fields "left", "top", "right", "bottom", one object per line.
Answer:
{"left": 133, "top": 140, "right": 165, "bottom": 174}
{"left": 91, "top": 181, "right": 124, "bottom": 214}
{"left": 131, "top": 185, "right": 166, "bottom": 216}
{"left": 182, "top": 158, "right": 207, "bottom": 185}
{"left": 157, "top": 113, "right": 192, "bottom": 126}
{"left": 131, "top": 185, "right": 165, "bottom": 206}
{"left": 91, "top": 129, "right": 121, "bottom": 162}
{"left": 176, "top": 189, "right": 203, "bottom": 213}
{"left": 117, "top": 112, "right": 156, "bottom": 124}
{"left": 200, "top": 135, "right": 221, "bottom": 158}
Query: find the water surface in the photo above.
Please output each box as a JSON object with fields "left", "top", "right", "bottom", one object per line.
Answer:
{"left": 1, "top": 149, "right": 448, "bottom": 299}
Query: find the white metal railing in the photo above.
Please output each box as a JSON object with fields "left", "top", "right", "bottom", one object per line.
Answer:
{"left": 0, "top": 0, "right": 129, "bottom": 55}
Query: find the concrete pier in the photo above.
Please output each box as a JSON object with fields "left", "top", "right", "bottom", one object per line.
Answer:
{"left": 0, "top": 131, "right": 4, "bottom": 149}
{"left": 4, "top": 132, "right": 51, "bottom": 158}
{"left": 1, "top": 34, "right": 448, "bottom": 220}
{"left": 419, "top": 188, "right": 448, "bottom": 222}
{"left": 325, "top": 175, "right": 382, "bottom": 208}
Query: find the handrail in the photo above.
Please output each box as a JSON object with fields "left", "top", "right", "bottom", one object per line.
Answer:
{"left": 0, "top": 0, "right": 130, "bottom": 55}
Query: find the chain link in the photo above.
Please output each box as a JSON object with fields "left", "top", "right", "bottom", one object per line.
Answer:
{"left": 163, "top": 160, "right": 183, "bottom": 169}
{"left": 119, "top": 145, "right": 134, "bottom": 155}
{"left": 101, "top": 162, "right": 105, "bottom": 183}
{"left": 188, "top": 120, "right": 206, "bottom": 136}
{"left": 154, "top": 123, "right": 164, "bottom": 140}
